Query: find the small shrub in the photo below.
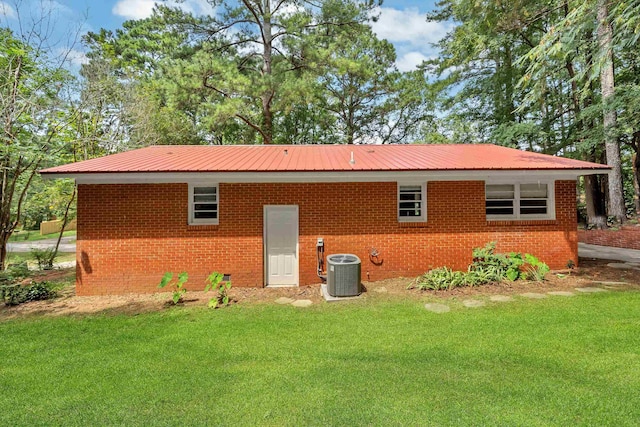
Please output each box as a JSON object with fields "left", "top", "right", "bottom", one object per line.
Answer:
{"left": 412, "top": 268, "right": 465, "bottom": 291}
{"left": 205, "top": 272, "right": 232, "bottom": 308}
{"left": 22, "top": 281, "right": 57, "bottom": 302}
{"left": 471, "top": 242, "right": 525, "bottom": 281}
{"left": 30, "top": 248, "right": 56, "bottom": 270}
{"left": 158, "top": 272, "right": 188, "bottom": 304}
{"left": 0, "top": 261, "right": 31, "bottom": 287}
{"left": 524, "top": 254, "right": 550, "bottom": 282}
{"left": 412, "top": 242, "right": 550, "bottom": 291}
{"left": 8, "top": 261, "right": 30, "bottom": 279}
{"left": 0, "top": 281, "right": 57, "bottom": 306}
{"left": 0, "top": 284, "right": 24, "bottom": 305}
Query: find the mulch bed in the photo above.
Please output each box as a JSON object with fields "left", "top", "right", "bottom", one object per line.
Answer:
{"left": 1, "top": 258, "right": 638, "bottom": 320}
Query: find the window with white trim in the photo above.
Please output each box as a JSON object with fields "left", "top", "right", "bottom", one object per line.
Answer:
{"left": 189, "top": 183, "right": 219, "bottom": 225}
{"left": 398, "top": 183, "right": 426, "bottom": 222}
{"left": 485, "top": 181, "right": 554, "bottom": 220}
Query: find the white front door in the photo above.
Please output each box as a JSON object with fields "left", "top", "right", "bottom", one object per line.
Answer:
{"left": 264, "top": 205, "right": 298, "bottom": 286}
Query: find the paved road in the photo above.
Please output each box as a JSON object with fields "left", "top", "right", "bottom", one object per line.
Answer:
{"left": 7, "top": 236, "right": 76, "bottom": 253}
{"left": 578, "top": 242, "right": 640, "bottom": 264}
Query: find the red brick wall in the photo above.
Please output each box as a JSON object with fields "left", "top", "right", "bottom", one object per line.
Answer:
{"left": 76, "top": 180, "right": 578, "bottom": 295}
{"left": 578, "top": 226, "right": 640, "bottom": 250}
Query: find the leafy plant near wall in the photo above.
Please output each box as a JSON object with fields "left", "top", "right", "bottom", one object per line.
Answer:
{"left": 0, "top": 281, "right": 57, "bottom": 306}
{"left": 410, "top": 242, "right": 550, "bottom": 291}
{"left": 525, "top": 254, "right": 551, "bottom": 282}
{"left": 471, "top": 242, "right": 525, "bottom": 281}
{"left": 205, "top": 272, "right": 232, "bottom": 309}
{"left": 158, "top": 272, "right": 188, "bottom": 304}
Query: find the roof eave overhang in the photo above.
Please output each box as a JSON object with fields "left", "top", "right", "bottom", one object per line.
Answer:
{"left": 40, "top": 168, "right": 611, "bottom": 184}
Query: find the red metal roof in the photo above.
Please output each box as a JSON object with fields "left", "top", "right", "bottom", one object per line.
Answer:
{"left": 40, "top": 144, "right": 609, "bottom": 175}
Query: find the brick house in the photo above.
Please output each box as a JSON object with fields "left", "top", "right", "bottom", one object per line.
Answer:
{"left": 41, "top": 144, "right": 608, "bottom": 296}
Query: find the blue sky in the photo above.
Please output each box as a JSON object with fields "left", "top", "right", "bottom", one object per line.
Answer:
{"left": 0, "top": 0, "right": 451, "bottom": 71}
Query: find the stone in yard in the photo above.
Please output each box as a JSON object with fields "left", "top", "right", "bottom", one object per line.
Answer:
{"left": 275, "top": 297, "right": 295, "bottom": 305}
{"left": 575, "top": 287, "right": 607, "bottom": 293}
{"left": 490, "top": 295, "right": 513, "bottom": 302}
{"left": 373, "top": 287, "right": 388, "bottom": 293}
{"left": 521, "top": 292, "right": 547, "bottom": 299}
{"left": 291, "top": 299, "right": 313, "bottom": 307}
{"left": 424, "top": 303, "right": 450, "bottom": 313}
{"left": 547, "top": 291, "right": 575, "bottom": 297}
{"left": 462, "top": 299, "right": 485, "bottom": 308}
{"left": 591, "top": 281, "right": 628, "bottom": 285}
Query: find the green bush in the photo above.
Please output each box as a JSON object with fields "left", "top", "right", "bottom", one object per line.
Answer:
{"left": 205, "top": 272, "right": 232, "bottom": 308}
{"left": 471, "top": 242, "right": 525, "bottom": 281}
{"left": 524, "top": 253, "right": 551, "bottom": 282}
{"left": 411, "top": 242, "right": 550, "bottom": 291}
{"left": 413, "top": 267, "right": 464, "bottom": 291}
{"left": 0, "top": 281, "right": 57, "bottom": 306}
{"left": 30, "top": 248, "right": 56, "bottom": 270}
{"left": 158, "top": 272, "right": 188, "bottom": 304}
{"left": 0, "top": 262, "right": 31, "bottom": 287}
{"left": 22, "top": 281, "right": 58, "bottom": 302}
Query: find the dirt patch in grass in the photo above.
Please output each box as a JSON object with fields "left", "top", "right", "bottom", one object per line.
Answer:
{"left": 2, "top": 258, "right": 639, "bottom": 320}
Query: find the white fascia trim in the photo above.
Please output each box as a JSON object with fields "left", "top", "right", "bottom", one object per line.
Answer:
{"left": 44, "top": 169, "right": 611, "bottom": 184}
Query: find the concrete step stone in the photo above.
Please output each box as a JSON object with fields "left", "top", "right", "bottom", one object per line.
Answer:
{"left": 521, "top": 292, "right": 547, "bottom": 299}
{"left": 575, "top": 287, "right": 607, "bottom": 293}
{"left": 490, "top": 295, "right": 513, "bottom": 302}
{"left": 462, "top": 299, "right": 486, "bottom": 308}
{"left": 424, "top": 303, "right": 450, "bottom": 313}
{"left": 291, "top": 299, "right": 313, "bottom": 307}
{"left": 547, "top": 291, "right": 575, "bottom": 297}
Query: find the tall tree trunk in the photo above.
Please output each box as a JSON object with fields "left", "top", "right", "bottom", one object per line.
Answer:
{"left": 584, "top": 175, "right": 607, "bottom": 229}
{"left": 597, "top": 0, "right": 626, "bottom": 222}
{"left": 631, "top": 131, "right": 640, "bottom": 216}
{"left": 579, "top": 30, "right": 607, "bottom": 226}
{"left": 633, "top": 152, "right": 640, "bottom": 216}
{"left": 261, "top": 0, "right": 274, "bottom": 144}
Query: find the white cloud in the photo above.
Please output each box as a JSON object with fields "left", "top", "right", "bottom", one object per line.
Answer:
{"left": 112, "top": 0, "right": 156, "bottom": 20}
{"left": 371, "top": 7, "right": 452, "bottom": 47}
{"left": 396, "top": 51, "right": 431, "bottom": 72}
{"left": 66, "top": 48, "right": 89, "bottom": 66}
{"left": 112, "top": 0, "right": 214, "bottom": 20}
{"left": 42, "top": 0, "right": 73, "bottom": 15}
{"left": 0, "top": 1, "right": 17, "bottom": 19}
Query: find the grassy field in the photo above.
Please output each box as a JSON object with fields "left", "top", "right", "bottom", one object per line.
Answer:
{"left": 1, "top": 291, "right": 639, "bottom": 425}
{"left": 6, "top": 251, "right": 76, "bottom": 265}
{"left": 8, "top": 230, "right": 76, "bottom": 242}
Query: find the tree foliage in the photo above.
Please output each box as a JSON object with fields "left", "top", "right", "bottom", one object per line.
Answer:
{"left": 81, "top": 0, "right": 430, "bottom": 146}
{"left": 425, "top": 0, "right": 640, "bottom": 223}
{"left": 0, "top": 27, "right": 75, "bottom": 268}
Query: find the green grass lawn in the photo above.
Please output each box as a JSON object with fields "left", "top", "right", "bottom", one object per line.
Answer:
{"left": 1, "top": 292, "right": 639, "bottom": 425}
{"left": 8, "top": 230, "right": 76, "bottom": 242}
{"left": 6, "top": 251, "right": 76, "bottom": 265}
